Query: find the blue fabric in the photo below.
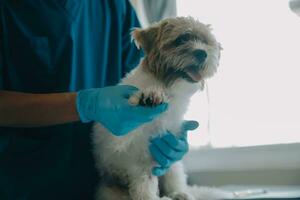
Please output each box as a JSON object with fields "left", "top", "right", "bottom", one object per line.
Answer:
{"left": 0, "top": 1, "right": 142, "bottom": 200}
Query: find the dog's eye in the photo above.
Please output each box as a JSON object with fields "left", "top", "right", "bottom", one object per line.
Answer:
{"left": 174, "top": 33, "right": 192, "bottom": 46}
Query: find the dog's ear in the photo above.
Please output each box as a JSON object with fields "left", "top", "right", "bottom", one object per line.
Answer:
{"left": 131, "top": 26, "right": 159, "bottom": 54}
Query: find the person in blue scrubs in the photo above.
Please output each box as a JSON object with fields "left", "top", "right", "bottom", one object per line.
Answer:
{"left": 0, "top": 1, "right": 198, "bottom": 200}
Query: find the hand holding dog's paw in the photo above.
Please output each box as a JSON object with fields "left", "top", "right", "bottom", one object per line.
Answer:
{"left": 77, "top": 85, "right": 168, "bottom": 136}
{"left": 129, "top": 87, "right": 168, "bottom": 107}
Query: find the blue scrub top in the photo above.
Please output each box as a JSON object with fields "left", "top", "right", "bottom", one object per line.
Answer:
{"left": 0, "top": 1, "right": 142, "bottom": 199}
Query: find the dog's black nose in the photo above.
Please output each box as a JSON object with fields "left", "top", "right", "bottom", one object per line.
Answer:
{"left": 193, "top": 49, "right": 207, "bottom": 62}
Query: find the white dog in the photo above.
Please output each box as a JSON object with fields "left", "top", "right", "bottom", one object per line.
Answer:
{"left": 93, "top": 17, "right": 228, "bottom": 200}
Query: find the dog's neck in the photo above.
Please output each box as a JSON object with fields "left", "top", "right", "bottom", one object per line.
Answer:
{"left": 140, "top": 58, "right": 164, "bottom": 82}
{"left": 120, "top": 59, "right": 201, "bottom": 135}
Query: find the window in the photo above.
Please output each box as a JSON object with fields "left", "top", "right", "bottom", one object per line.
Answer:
{"left": 179, "top": 0, "right": 300, "bottom": 148}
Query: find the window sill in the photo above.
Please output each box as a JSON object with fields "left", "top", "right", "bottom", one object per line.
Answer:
{"left": 183, "top": 143, "right": 300, "bottom": 186}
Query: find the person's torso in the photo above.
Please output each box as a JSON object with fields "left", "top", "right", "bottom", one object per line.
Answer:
{"left": 1, "top": 0, "right": 136, "bottom": 92}
{"left": 0, "top": 1, "right": 141, "bottom": 199}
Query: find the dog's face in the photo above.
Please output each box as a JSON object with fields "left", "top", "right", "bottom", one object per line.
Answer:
{"left": 132, "top": 17, "right": 221, "bottom": 89}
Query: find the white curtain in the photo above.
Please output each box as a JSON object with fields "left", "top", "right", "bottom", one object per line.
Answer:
{"left": 130, "top": 0, "right": 177, "bottom": 27}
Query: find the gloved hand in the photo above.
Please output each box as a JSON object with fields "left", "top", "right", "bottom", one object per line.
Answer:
{"left": 76, "top": 85, "right": 168, "bottom": 136}
{"left": 149, "top": 120, "right": 199, "bottom": 176}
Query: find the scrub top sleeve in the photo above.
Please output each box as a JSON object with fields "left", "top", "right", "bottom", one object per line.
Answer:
{"left": 121, "top": 0, "right": 143, "bottom": 75}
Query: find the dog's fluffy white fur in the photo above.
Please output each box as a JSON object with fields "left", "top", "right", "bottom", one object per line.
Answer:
{"left": 92, "top": 17, "right": 231, "bottom": 200}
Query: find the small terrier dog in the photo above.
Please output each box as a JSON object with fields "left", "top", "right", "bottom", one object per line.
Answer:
{"left": 93, "top": 17, "right": 226, "bottom": 200}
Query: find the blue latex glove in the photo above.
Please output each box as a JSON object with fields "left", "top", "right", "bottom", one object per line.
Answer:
{"left": 149, "top": 120, "right": 199, "bottom": 176}
{"left": 76, "top": 85, "right": 168, "bottom": 136}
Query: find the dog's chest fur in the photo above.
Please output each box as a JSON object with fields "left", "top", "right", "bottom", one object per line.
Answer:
{"left": 92, "top": 64, "right": 200, "bottom": 181}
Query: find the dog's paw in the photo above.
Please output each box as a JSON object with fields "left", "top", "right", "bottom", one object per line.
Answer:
{"left": 169, "top": 192, "right": 195, "bottom": 200}
{"left": 129, "top": 87, "right": 167, "bottom": 107}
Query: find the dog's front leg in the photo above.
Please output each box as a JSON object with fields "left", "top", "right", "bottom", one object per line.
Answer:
{"left": 128, "top": 173, "right": 172, "bottom": 200}
{"left": 161, "top": 162, "right": 194, "bottom": 200}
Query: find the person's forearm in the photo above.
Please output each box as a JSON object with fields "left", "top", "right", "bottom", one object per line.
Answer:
{"left": 0, "top": 91, "right": 80, "bottom": 127}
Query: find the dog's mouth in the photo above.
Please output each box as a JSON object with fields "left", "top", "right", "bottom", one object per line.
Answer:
{"left": 180, "top": 64, "right": 204, "bottom": 83}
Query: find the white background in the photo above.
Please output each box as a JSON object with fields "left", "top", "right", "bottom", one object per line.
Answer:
{"left": 177, "top": 0, "right": 300, "bottom": 148}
